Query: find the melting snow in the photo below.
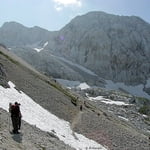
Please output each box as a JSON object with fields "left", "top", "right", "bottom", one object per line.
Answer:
{"left": 34, "top": 41, "right": 48, "bottom": 52}
{"left": 43, "top": 41, "right": 48, "bottom": 47}
{"left": 101, "top": 100, "right": 129, "bottom": 106}
{"left": 77, "top": 82, "right": 90, "bottom": 90}
{"left": 34, "top": 47, "right": 43, "bottom": 52}
{"left": 142, "top": 114, "right": 148, "bottom": 118}
{"left": 88, "top": 95, "right": 129, "bottom": 106}
{"left": 0, "top": 81, "right": 107, "bottom": 150}
{"left": 118, "top": 116, "right": 129, "bottom": 121}
{"left": 56, "top": 79, "right": 90, "bottom": 90}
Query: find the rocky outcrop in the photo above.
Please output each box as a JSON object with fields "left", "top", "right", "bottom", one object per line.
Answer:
{"left": 0, "top": 48, "right": 9, "bottom": 88}
{"left": 0, "top": 11, "right": 150, "bottom": 86}
{"left": 47, "top": 11, "right": 150, "bottom": 85}
{"left": 0, "top": 64, "right": 9, "bottom": 88}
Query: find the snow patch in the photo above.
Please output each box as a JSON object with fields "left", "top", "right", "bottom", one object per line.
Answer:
{"left": 8, "top": 81, "right": 15, "bottom": 88}
{"left": 101, "top": 100, "right": 129, "bottom": 106}
{"left": 33, "top": 41, "right": 48, "bottom": 52}
{"left": 0, "top": 81, "right": 107, "bottom": 150}
{"left": 56, "top": 79, "right": 90, "bottom": 90}
{"left": 118, "top": 116, "right": 129, "bottom": 121}
{"left": 77, "top": 82, "right": 90, "bottom": 90}
{"left": 88, "top": 95, "right": 129, "bottom": 106}
{"left": 88, "top": 96, "right": 104, "bottom": 101}
{"left": 142, "top": 114, "right": 148, "bottom": 118}
{"left": 34, "top": 47, "right": 43, "bottom": 52}
{"left": 43, "top": 41, "right": 48, "bottom": 47}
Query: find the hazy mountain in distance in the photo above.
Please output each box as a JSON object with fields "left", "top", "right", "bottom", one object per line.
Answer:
{"left": 0, "top": 11, "right": 150, "bottom": 95}
{"left": 46, "top": 11, "right": 150, "bottom": 85}
{"left": 0, "top": 21, "right": 54, "bottom": 47}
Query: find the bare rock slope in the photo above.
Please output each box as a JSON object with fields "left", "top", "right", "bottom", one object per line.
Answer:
{"left": 48, "top": 11, "right": 150, "bottom": 85}
{"left": 0, "top": 46, "right": 150, "bottom": 149}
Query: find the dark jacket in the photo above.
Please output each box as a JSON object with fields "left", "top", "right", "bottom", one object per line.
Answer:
{"left": 11, "top": 105, "right": 20, "bottom": 117}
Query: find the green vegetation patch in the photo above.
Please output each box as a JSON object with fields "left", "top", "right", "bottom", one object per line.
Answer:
{"left": 138, "top": 105, "right": 150, "bottom": 116}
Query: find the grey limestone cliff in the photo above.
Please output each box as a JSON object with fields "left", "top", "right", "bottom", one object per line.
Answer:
{"left": 47, "top": 11, "right": 150, "bottom": 85}
{"left": 0, "top": 11, "right": 150, "bottom": 86}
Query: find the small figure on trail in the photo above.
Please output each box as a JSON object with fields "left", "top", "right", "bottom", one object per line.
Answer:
{"left": 9, "top": 102, "right": 22, "bottom": 134}
{"left": 80, "top": 105, "right": 83, "bottom": 111}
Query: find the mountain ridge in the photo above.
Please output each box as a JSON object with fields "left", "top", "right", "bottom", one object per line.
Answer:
{"left": 0, "top": 21, "right": 53, "bottom": 47}
{"left": 47, "top": 11, "right": 150, "bottom": 88}
{"left": 0, "top": 11, "right": 150, "bottom": 97}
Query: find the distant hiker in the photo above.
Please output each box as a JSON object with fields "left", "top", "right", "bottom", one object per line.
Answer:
{"left": 80, "top": 105, "right": 83, "bottom": 111}
{"left": 9, "top": 102, "right": 21, "bottom": 134}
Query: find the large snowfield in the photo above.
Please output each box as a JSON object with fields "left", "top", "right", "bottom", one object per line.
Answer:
{"left": 0, "top": 81, "right": 107, "bottom": 150}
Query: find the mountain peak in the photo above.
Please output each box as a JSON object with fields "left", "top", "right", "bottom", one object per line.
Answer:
{"left": 69, "top": 11, "right": 147, "bottom": 27}
{"left": 1, "top": 21, "right": 25, "bottom": 29}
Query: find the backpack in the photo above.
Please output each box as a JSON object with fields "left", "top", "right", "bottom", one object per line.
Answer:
{"left": 11, "top": 105, "right": 20, "bottom": 117}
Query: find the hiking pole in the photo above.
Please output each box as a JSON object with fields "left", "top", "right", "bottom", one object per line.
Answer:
{"left": 18, "top": 114, "right": 22, "bottom": 133}
{"left": 8, "top": 113, "right": 11, "bottom": 132}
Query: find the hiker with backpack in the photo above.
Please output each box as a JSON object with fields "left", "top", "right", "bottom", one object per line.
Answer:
{"left": 9, "top": 102, "right": 22, "bottom": 134}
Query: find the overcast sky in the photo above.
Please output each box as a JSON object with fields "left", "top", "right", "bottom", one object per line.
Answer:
{"left": 0, "top": 0, "right": 150, "bottom": 31}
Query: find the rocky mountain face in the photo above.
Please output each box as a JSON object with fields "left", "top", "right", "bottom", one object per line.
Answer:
{"left": 47, "top": 11, "right": 150, "bottom": 85}
{"left": 0, "top": 11, "right": 150, "bottom": 91}
{"left": 0, "top": 22, "right": 54, "bottom": 47}
{"left": 0, "top": 22, "right": 90, "bottom": 82}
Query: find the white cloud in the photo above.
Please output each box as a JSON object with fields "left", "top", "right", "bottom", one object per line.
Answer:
{"left": 54, "top": 5, "right": 63, "bottom": 11}
{"left": 54, "top": 0, "right": 82, "bottom": 6}
{"left": 53, "top": 0, "right": 82, "bottom": 11}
